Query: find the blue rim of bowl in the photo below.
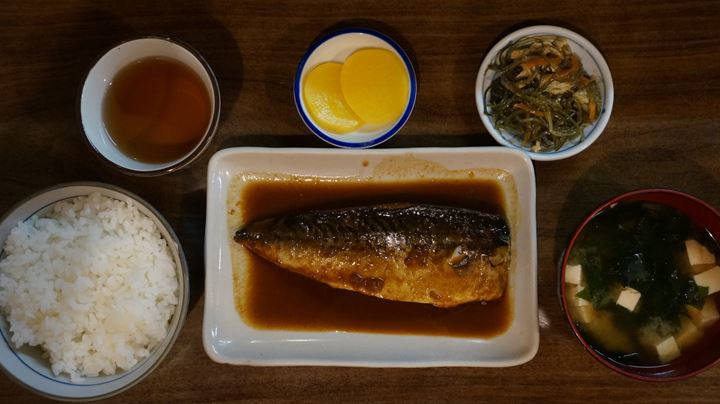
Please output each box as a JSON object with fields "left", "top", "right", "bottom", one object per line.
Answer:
{"left": 475, "top": 25, "right": 614, "bottom": 161}
{"left": 293, "top": 28, "right": 417, "bottom": 148}
{"left": 77, "top": 36, "right": 221, "bottom": 177}
{"left": 0, "top": 182, "right": 189, "bottom": 400}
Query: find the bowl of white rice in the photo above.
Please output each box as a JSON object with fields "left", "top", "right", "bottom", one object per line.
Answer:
{"left": 0, "top": 183, "right": 188, "bottom": 401}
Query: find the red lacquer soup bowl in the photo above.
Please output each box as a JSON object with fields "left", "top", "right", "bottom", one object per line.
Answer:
{"left": 559, "top": 189, "right": 720, "bottom": 381}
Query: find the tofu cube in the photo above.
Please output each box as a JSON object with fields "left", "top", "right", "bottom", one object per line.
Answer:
{"left": 656, "top": 336, "right": 681, "bottom": 363}
{"left": 685, "top": 239, "right": 715, "bottom": 266}
{"left": 565, "top": 264, "right": 583, "bottom": 285}
{"left": 675, "top": 316, "right": 703, "bottom": 350}
{"left": 687, "top": 298, "right": 720, "bottom": 328}
{"left": 693, "top": 266, "right": 720, "bottom": 295}
{"left": 616, "top": 287, "right": 641, "bottom": 312}
{"left": 572, "top": 305, "right": 596, "bottom": 324}
{"left": 566, "top": 285, "right": 590, "bottom": 307}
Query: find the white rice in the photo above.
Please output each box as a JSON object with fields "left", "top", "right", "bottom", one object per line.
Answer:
{"left": 0, "top": 192, "right": 178, "bottom": 381}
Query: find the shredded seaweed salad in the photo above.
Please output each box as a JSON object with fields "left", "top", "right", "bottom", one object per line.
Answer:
{"left": 485, "top": 36, "right": 602, "bottom": 152}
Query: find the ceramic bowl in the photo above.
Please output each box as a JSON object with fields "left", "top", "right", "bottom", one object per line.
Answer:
{"left": 559, "top": 189, "right": 720, "bottom": 381}
{"left": 79, "top": 37, "right": 220, "bottom": 176}
{"left": 475, "top": 25, "right": 614, "bottom": 161}
{"left": 294, "top": 29, "right": 417, "bottom": 148}
{"left": 0, "top": 183, "right": 189, "bottom": 400}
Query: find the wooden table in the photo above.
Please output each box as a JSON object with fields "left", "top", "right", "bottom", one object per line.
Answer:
{"left": 2, "top": 1, "right": 720, "bottom": 401}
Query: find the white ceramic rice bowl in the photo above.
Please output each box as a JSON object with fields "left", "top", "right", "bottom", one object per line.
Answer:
{"left": 0, "top": 183, "right": 189, "bottom": 401}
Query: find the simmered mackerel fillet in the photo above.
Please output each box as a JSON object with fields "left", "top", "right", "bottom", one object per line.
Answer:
{"left": 234, "top": 204, "right": 510, "bottom": 307}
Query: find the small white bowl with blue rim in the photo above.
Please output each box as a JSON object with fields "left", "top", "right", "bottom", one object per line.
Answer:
{"left": 294, "top": 28, "right": 417, "bottom": 148}
{"left": 475, "top": 25, "right": 614, "bottom": 161}
{"left": 0, "top": 183, "right": 189, "bottom": 401}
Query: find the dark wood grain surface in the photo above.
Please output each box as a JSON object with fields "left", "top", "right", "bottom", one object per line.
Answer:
{"left": 2, "top": 1, "right": 720, "bottom": 402}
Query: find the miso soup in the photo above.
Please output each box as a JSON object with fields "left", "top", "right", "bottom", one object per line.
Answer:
{"left": 565, "top": 201, "right": 720, "bottom": 366}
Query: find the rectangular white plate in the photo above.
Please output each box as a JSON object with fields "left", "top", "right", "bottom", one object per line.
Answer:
{"left": 203, "top": 147, "right": 538, "bottom": 367}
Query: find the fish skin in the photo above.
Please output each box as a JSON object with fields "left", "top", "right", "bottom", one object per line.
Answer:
{"left": 234, "top": 204, "right": 510, "bottom": 307}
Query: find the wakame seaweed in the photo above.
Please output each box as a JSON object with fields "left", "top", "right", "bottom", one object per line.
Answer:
{"left": 571, "top": 202, "right": 702, "bottom": 322}
{"left": 568, "top": 201, "right": 718, "bottom": 366}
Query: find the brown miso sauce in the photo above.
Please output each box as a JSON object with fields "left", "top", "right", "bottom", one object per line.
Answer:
{"left": 236, "top": 177, "right": 513, "bottom": 338}
{"left": 102, "top": 57, "right": 211, "bottom": 163}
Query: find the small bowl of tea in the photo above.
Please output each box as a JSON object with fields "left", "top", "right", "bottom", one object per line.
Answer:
{"left": 80, "top": 37, "right": 220, "bottom": 175}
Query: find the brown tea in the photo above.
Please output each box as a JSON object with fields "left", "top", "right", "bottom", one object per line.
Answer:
{"left": 102, "top": 57, "right": 212, "bottom": 163}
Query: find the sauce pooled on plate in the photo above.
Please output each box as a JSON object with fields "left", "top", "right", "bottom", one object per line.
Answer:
{"left": 231, "top": 176, "right": 513, "bottom": 338}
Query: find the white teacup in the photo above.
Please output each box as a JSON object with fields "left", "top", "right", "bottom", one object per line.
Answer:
{"left": 79, "top": 37, "right": 220, "bottom": 176}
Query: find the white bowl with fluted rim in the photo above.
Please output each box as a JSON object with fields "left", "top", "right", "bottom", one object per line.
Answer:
{"left": 294, "top": 28, "right": 417, "bottom": 148}
{"left": 475, "top": 25, "right": 614, "bottom": 161}
{"left": 79, "top": 37, "right": 221, "bottom": 176}
{"left": 0, "top": 183, "right": 189, "bottom": 401}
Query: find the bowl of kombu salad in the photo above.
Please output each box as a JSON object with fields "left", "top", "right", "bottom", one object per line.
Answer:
{"left": 560, "top": 189, "right": 720, "bottom": 381}
{"left": 475, "top": 25, "right": 614, "bottom": 161}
